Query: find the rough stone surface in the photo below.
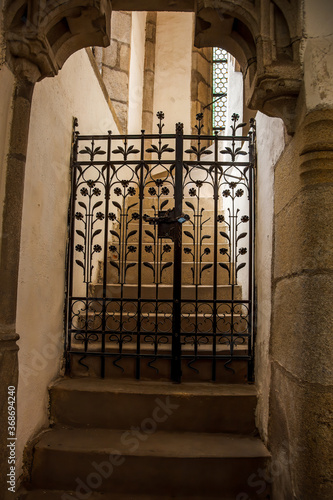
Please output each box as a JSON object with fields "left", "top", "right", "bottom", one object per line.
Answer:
{"left": 270, "top": 108, "right": 333, "bottom": 499}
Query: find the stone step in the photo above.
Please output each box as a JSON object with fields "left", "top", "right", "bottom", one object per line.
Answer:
{"left": 89, "top": 283, "right": 242, "bottom": 301}
{"left": 69, "top": 352, "right": 249, "bottom": 383}
{"left": 107, "top": 261, "right": 235, "bottom": 285}
{"left": 74, "top": 310, "right": 247, "bottom": 333}
{"left": 19, "top": 491, "right": 235, "bottom": 500}
{"left": 106, "top": 243, "right": 230, "bottom": 263}
{"left": 49, "top": 378, "right": 257, "bottom": 434}
{"left": 30, "top": 428, "right": 270, "bottom": 497}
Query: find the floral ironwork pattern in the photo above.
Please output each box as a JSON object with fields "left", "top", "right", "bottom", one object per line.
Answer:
{"left": 66, "top": 111, "right": 256, "bottom": 382}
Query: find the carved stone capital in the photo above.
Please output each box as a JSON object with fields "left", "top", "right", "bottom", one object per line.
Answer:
{"left": 4, "top": 0, "right": 112, "bottom": 82}
{"left": 248, "top": 68, "right": 302, "bottom": 135}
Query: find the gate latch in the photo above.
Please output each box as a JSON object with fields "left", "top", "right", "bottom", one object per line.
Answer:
{"left": 143, "top": 208, "right": 188, "bottom": 240}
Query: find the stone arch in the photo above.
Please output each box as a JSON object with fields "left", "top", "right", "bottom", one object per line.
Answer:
{"left": 195, "top": 0, "right": 302, "bottom": 134}
{"left": 3, "top": 0, "right": 112, "bottom": 81}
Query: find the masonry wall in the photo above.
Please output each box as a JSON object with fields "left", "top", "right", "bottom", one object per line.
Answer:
{"left": 267, "top": 2, "right": 333, "bottom": 497}
{"left": 15, "top": 49, "right": 120, "bottom": 477}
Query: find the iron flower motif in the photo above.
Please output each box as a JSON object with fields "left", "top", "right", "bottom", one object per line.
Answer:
{"left": 220, "top": 248, "right": 228, "bottom": 255}
{"left": 128, "top": 187, "right": 136, "bottom": 196}
{"left": 108, "top": 212, "right": 116, "bottom": 221}
{"left": 184, "top": 247, "right": 192, "bottom": 254}
{"left": 222, "top": 189, "right": 230, "bottom": 197}
{"left": 189, "top": 188, "right": 196, "bottom": 197}
{"left": 217, "top": 215, "right": 225, "bottom": 223}
{"left": 195, "top": 180, "right": 203, "bottom": 188}
{"left": 93, "top": 245, "right": 102, "bottom": 253}
{"left": 109, "top": 245, "right": 117, "bottom": 252}
{"left": 121, "top": 180, "right": 130, "bottom": 187}
{"left": 132, "top": 212, "right": 140, "bottom": 220}
{"left": 236, "top": 189, "right": 244, "bottom": 197}
{"left": 145, "top": 245, "right": 153, "bottom": 253}
{"left": 203, "top": 247, "right": 211, "bottom": 255}
{"left": 155, "top": 179, "right": 164, "bottom": 187}
{"left": 114, "top": 187, "right": 122, "bottom": 196}
{"left": 75, "top": 244, "right": 84, "bottom": 252}
{"left": 148, "top": 187, "right": 156, "bottom": 196}
{"left": 239, "top": 247, "right": 247, "bottom": 255}
{"left": 163, "top": 244, "right": 172, "bottom": 253}
{"left": 128, "top": 245, "right": 137, "bottom": 253}
{"left": 96, "top": 212, "right": 104, "bottom": 220}
{"left": 93, "top": 187, "right": 101, "bottom": 196}
{"left": 87, "top": 179, "right": 95, "bottom": 188}
{"left": 161, "top": 186, "right": 169, "bottom": 195}
{"left": 241, "top": 215, "right": 249, "bottom": 223}
{"left": 229, "top": 182, "right": 237, "bottom": 189}
{"left": 80, "top": 187, "right": 88, "bottom": 196}
{"left": 75, "top": 212, "right": 84, "bottom": 220}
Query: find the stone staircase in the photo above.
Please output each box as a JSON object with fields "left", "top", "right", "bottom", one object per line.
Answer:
{"left": 68, "top": 190, "right": 250, "bottom": 382}
{"left": 19, "top": 379, "right": 271, "bottom": 499}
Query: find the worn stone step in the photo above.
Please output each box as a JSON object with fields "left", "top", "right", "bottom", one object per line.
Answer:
{"left": 106, "top": 242, "right": 230, "bottom": 263}
{"left": 49, "top": 378, "right": 257, "bottom": 434}
{"left": 89, "top": 283, "right": 242, "bottom": 301}
{"left": 30, "top": 428, "right": 270, "bottom": 497}
{"left": 19, "top": 490, "right": 236, "bottom": 499}
{"left": 74, "top": 310, "right": 247, "bottom": 333}
{"left": 107, "top": 260, "right": 236, "bottom": 285}
{"left": 69, "top": 353, "right": 249, "bottom": 383}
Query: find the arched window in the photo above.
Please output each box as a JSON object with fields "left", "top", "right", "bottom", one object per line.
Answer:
{"left": 212, "top": 48, "right": 228, "bottom": 133}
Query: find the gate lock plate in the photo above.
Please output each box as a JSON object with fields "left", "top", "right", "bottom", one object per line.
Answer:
{"left": 144, "top": 208, "right": 189, "bottom": 240}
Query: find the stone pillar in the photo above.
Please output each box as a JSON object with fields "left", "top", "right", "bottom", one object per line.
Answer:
{"left": 270, "top": 109, "right": 333, "bottom": 499}
{"left": 1, "top": 1, "right": 113, "bottom": 493}
{"left": 0, "top": 74, "right": 34, "bottom": 498}
{"left": 142, "top": 12, "right": 157, "bottom": 134}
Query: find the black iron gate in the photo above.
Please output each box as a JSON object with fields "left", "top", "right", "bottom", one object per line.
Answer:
{"left": 66, "top": 112, "right": 256, "bottom": 382}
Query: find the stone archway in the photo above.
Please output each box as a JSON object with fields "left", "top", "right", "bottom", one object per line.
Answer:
{"left": 1, "top": 1, "right": 332, "bottom": 499}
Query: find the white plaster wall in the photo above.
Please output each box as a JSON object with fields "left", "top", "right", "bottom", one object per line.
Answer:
{"left": 255, "top": 111, "right": 285, "bottom": 441}
{"left": 153, "top": 12, "right": 193, "bottom": 134}
{"left": 16, "top": 48, "right": 120, "bottom": 476}
{"left": 0, "top": 65, "right": 15, "bottom": 260}
{"left": 303, "top": 0, "right": 333, "bottom": 110}
{"left": 128, "top": 11, "right": 147, "bottom": 133}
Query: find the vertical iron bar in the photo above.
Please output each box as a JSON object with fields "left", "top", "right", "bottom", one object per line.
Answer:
{"left": 66, "top": 119, "right": 79, "bottom": 372}
{"left": 171, "top": 123, "right": 183, "bottom": 383}
{"left": 136, "top": 131, "right": 145, "bottom": 379}
{"left": 247, "top": 124, "right": 256, "bottom": 382}
{"left": 212, "top": 132, "right": 219, "bottom": 380}
{"left": 101, "top": 132, "right": 111, "bottom": 378}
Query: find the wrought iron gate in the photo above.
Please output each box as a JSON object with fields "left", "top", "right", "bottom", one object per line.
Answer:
{"left": 66, "top": 112, "right": 256, "bottom": 382}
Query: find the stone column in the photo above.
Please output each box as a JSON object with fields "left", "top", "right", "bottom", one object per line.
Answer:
{"left": 0, "top": 73, "right": 35, "bottom": 497}
{"left": 270, "top": 108, "right": 333, "bottom": 499}
{"left": 142, "top": 12, "right": 157, "bottom": 134}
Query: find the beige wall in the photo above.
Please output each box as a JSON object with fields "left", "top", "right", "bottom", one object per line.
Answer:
{"left": 16, "top": 48, "right": 120, "bottom": 476}
{"left": 0, "top": 65, "right": 15, "bottom": 261}
{"left": 128, "top": 11, "right": 147, "bottom": 133}
{"left": 255, "top": 112, "right": 285, "bottom": 441}
{"left": 153, "top": 12, "right": 193, "bottom": 134}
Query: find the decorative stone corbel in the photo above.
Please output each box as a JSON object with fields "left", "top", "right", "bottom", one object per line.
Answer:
{"left": 4, "top": 0, "right": 112, "bottom": 82}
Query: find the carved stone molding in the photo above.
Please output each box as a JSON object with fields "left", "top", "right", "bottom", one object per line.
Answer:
{"left": 3, "top": 0, "right": 112, "bottom": 82}
{"left": 195, "top": 0, "right": 303, "bottom": 134}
